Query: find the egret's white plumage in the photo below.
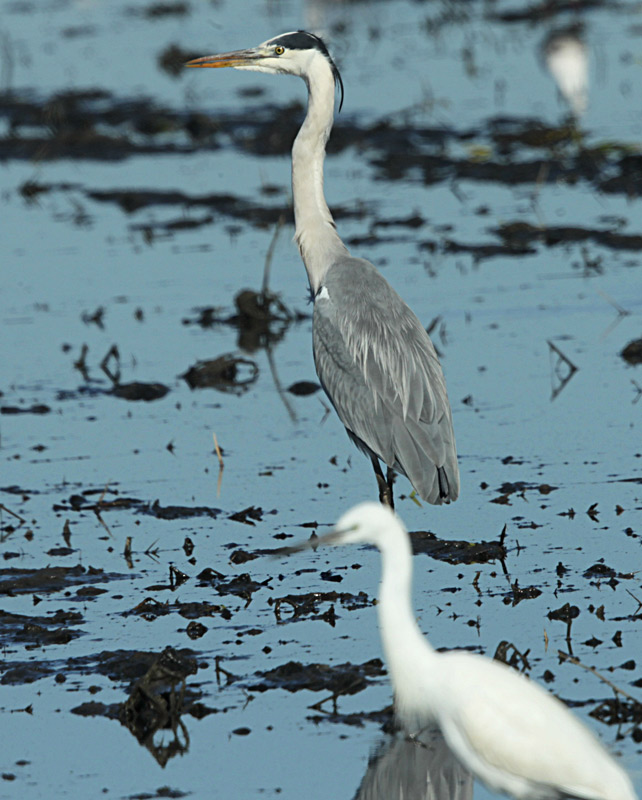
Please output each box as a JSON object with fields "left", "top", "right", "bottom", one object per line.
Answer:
{"left": 287, "top": 502, "right": 638, "bottom": 800}
{"left": 186, "top": 32, "right": 459, "bottom": 507}
{"left": 543, "top": 27, "right": 588, "bottom": 118}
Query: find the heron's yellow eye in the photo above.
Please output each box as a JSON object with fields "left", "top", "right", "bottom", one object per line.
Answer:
{"left": 274, "top": 45, "right": 285, "bottom": 55}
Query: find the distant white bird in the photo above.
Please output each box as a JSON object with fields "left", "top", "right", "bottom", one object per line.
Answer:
{"left": 284, "top": 502, "right": 638, "bottom": 800}
{"left": 543, "top": 27, "right": 588, "bottom": 118}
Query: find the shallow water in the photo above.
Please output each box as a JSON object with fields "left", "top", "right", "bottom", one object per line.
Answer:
{"left": 1, "top": 0, "right": 641, "bottom": 798}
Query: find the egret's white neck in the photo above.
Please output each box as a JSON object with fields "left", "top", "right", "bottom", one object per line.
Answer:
{"left": 377, "top": 532, "right": 438, "bottom": 727}
{"left": 292, "top": 56, "right": 349, "bottom": 293}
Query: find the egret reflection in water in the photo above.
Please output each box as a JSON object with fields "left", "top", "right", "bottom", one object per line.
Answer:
{"left": 354, "top": 729, "right": 472, "bottom": 800}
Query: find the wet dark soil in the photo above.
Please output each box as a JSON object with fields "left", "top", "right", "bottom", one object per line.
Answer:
{"left": 3, "top": 90, "right": 642, "bottom": 207}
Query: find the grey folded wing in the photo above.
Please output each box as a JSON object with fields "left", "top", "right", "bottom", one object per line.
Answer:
{"left": 312, "top": 258, "right": 459, "bottom": 504}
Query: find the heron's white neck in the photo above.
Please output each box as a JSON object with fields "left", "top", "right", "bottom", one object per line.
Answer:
{"left": 292, "top": 57, "right": 349, "bottom": 293}
{"left": 377, "top": 532, "right": 439, "bottom": 727}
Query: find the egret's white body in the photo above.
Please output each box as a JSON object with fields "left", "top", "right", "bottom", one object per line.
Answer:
{"left": 292, "top": 503, "right": 638, "bottom": 800}
{"left": 544, "top": 29, "right": 588, "bottom": 118}
{"left": 186, "top": 32, "right": 459, "bottom": 508}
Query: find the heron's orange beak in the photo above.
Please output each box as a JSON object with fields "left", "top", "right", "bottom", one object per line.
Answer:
{"left": 185, "top": 48, "right": 261, "bottom": 69}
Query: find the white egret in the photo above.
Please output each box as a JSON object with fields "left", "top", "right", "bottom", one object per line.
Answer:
{"left": 186, "top": 32, "right": 459, "bottom": 508}
{"left": 543, "top": 26, "right": 588, "bottom": 119}
{"left": 283, "top": 502, "right": 638, "bottom": 800}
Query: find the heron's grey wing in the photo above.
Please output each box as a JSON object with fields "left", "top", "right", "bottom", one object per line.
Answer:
{"left": 313, "top": 257, "right": 459, "bottom": 503}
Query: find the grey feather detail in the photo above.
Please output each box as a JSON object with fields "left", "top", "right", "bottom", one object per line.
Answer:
{"left": 313, "top": 257, "right": 459, "bottom": 504}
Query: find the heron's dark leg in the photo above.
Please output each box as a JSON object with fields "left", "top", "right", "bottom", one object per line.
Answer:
{"left": 386, "top": 467, "right": 396, "bottom": 509}
{"left": 370, "top": 455, "right": 394, "bottom": 508}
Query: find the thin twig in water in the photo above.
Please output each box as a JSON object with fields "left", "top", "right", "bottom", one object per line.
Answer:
{"left": 548, "top": 340, "right": 578, "bottom": 401}
{"left": 598, "top": 289, "right": 631, "bottom": 339}
{"left": 123, "top": 536, "right": 133, "bottom": 569}
{"left": 558, "top": 651, "right": 641, "bottom": 705}
{"left": 266, "top": 343, "right": 297, "bottom": 423}
{"left": 213, "top": 432, "right": 224, "bottom": 497}
{"left": 625, "top": 588, "right": 642, "bottom": 615}
{"left": 531, "top": 161, "right": 549, "bottom": 227}
{"left": 262, "top": 213, "right": 286, "bottom": 298}
{"left": 0, "top": 504, "right": 26, "bottom": 524}
{"left": 97, "top": 481, "right": 111, "bottom": 506}
{"left": 93, "top": 509, "right": 113, "bottom": 538}
{"left": 597, "top": 289, "right": 630, "bottom": 319}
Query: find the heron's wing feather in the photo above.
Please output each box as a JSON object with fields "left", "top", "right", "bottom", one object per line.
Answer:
{"left": 437, "top": 654, "right": 635, "bottom": 800}
{"left": 313, "top": 257, "right": 459, "bottom": 502}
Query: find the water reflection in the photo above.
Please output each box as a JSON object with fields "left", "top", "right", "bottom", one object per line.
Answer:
{"left": 354, "top": 729, "right": 472, "bottom": 800}
{"left": 542, "top": 25, "right": 588, "bottom": 119}
{"left": 120, "top": 647, "right": 197, "bottom": 767}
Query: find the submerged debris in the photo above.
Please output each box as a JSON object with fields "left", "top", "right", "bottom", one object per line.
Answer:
{"left": 269, "top": 590, "right": 373, "bottom": 622}
{"left": 111, "top": 382, "right": 169, "bottom": 401}
{"left": 250, "top": 658, "right": 385, "bottom": 701}
{"left": 410, "top": 527, "right": 507, "bottom": 567}
{"left": 621, "top": 339, "right": 642, "bottom": 366}
{"left": 0, "top": 564, "right": 125, "bottom": 597}
{"left": 181, "top": 354, "right": 258, "bottom": 394}
{"left": 120, "top": 646, "right": 198, "bottom": 767}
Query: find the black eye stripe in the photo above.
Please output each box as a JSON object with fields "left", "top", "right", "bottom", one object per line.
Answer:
{"left": 267, "top": 30, "right": 344, "bottom": 112}
{"left": 270, "top": 31, "right": 328, "bottom": 54}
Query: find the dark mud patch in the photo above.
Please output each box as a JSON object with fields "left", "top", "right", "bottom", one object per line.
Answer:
{"left": 494, "top": 221, "right": 642, "bottom": 253}
{"left": 117, "top": 646, "right": 200, "bottom": 766}
{"left": 0, "top": 403, "right": 51, "bottom": 415}
{"left": 286, "top": 381, "right": 321, "bottom": 396}
{"left": 196, "top": 569, "right": 270, "bottom": 604}
{"left": 491, "top": 0, "right": 607, "bottom": 24}
{"left": 0, "top": 608, "right": 84, "bottom": 652}
{"left": 621, "top": 339, "right": 642, "bottom": 366}
{"left": 423, "top": 237, "right": 537, "bottom": 263}
{"left": 0, "top": 564, "right": 131, "bottom": 597}
{"left": 182, "top": 288, "right": 307, "bottom": 351}
{"left": 69, "top": 646, "right": 214, "bottom": 767}
{"left": 268, "top": 589, "right": 373, "bottom": 624}
{"left": 130, "top": 2, "right": 190, "bottom": 19}
{"left": 250, "top": 658, "right": 385, "bottom": 704}
{"left": 51, "top": 491, "right": 222, "bottom": 521}
{"left": 181, "top": 354, "right": 258, "bottom": 394}
{"left": 158, "top": 44, "right": 202, "bottom": 78}
{"left": 410, "top": 527, "right": 507, "bottom": 567}
{"left": 111, "top": 382, "right": 170, "bottom": 402}
{"left": 5, "top": 91, "right": 642, "bottom": 205}
{"left": 2, "top": 645, "right": 201, "bottom": 688}
{"left": 123, "top": 597, "right": 232, "bottom": 623}
{"left": 489, "top": 480, "right": 558, "bottom": 505}
{"left": 307, "top": 705, "right": 393, "bottom": 728}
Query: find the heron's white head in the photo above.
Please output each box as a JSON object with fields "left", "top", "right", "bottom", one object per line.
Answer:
{"left": 186, "top": 30, "right": 344, "bottom": 110}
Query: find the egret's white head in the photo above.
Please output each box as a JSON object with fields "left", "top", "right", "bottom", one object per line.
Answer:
{"left": 277, "top": 502, "right": 404, "bottom": 557}
{"left": 186, "top": 30, "right": 344, "bottom": 110}
{"left": 333, "top": 502, "right": 402, "bottom": 547}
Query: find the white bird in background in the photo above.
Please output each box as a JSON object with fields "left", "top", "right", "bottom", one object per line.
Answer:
{"left": 186, "top": 32, "right": 459, "bottom": 509}
{"left": 543, "top": 26, "right": 589, "bottom": 119}
{"left": 283, "top": 502, "right": 638, "bottom": 800}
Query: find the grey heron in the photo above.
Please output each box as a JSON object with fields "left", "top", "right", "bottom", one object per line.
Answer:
{"left": 281, "top": 502, "right": 638, "bottom": 800}
{"left": 187, "top": 31, "right": 459, "bottom": 507}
